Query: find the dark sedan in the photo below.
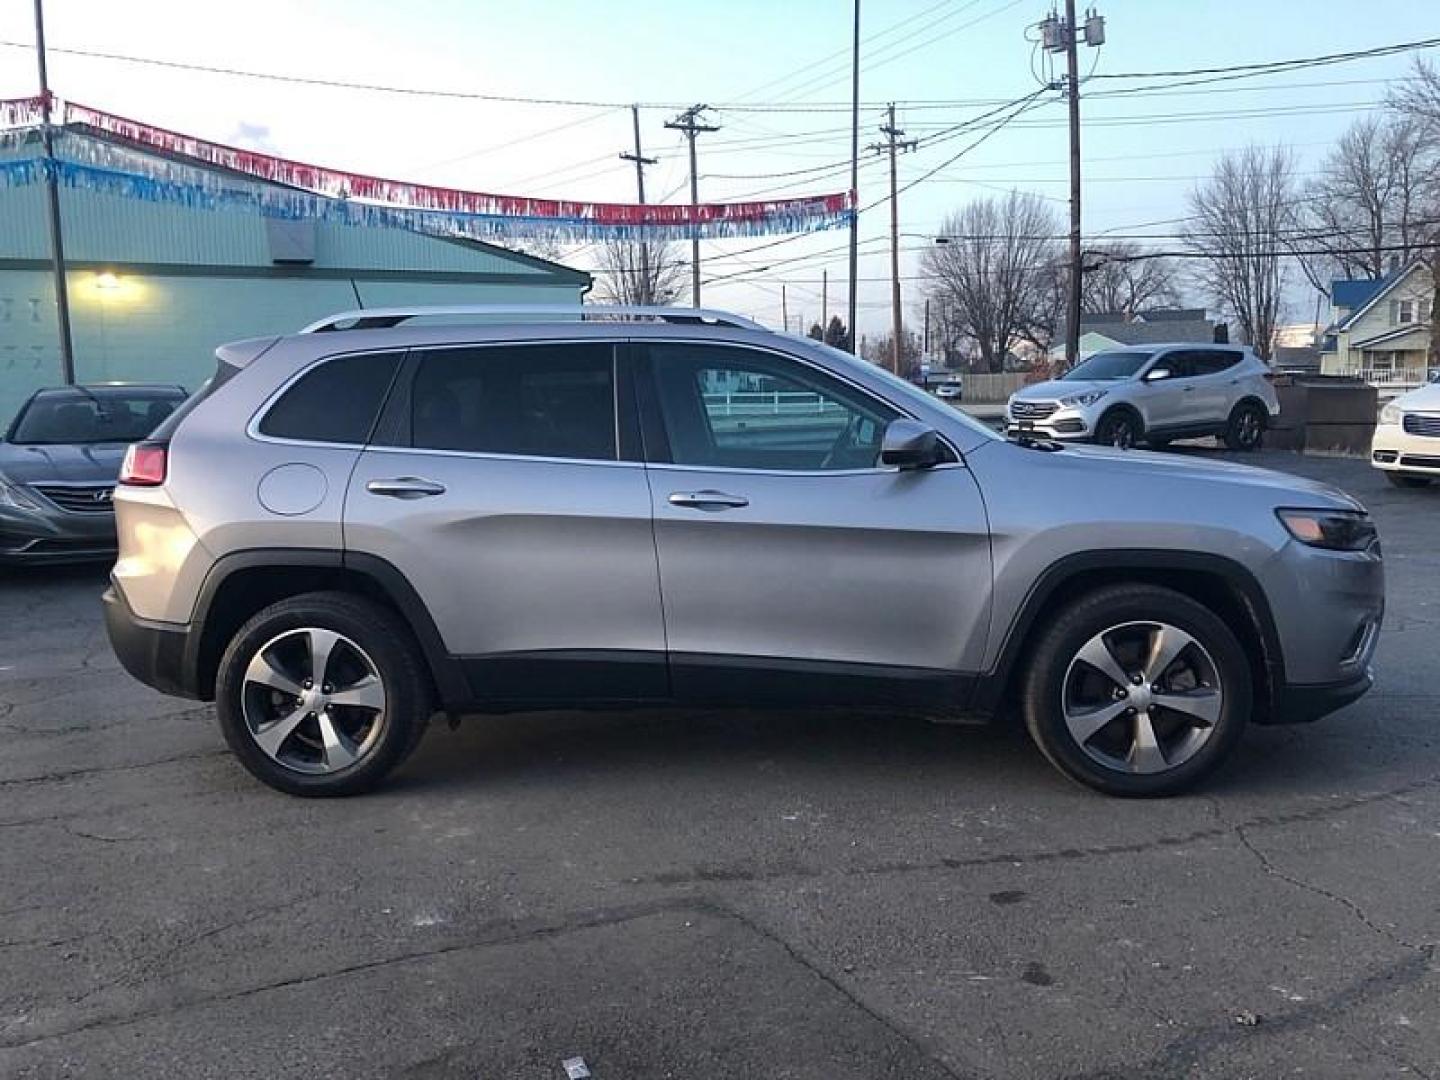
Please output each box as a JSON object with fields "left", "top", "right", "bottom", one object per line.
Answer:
{"left": 0, "top": 384, "right": 186, "bottom": 565}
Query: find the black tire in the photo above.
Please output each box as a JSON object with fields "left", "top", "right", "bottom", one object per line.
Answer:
{"left": 1145, "top": 436, "right": 1173, "bottom": 451}
{"left": 1385, "top": 472, "right": 1433, "bottom": 489}
{"left": 1224, "top": 401, "right": 1266, "bottom": 451}
{"left": 1093, "top": 408, "right": 1142, "bottom": 449}
{"left": 215, "top": 591, "right": 433, "bottom": 796}
{"left": 1020, "top": 584, "right": 1251, "bottom": 797}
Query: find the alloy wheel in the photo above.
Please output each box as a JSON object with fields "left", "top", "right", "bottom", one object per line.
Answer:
{"left": 1061, "top": 620, "right": 1223, "bottom": 775}
{"left": 1236, "top": 408, "right": 1262, "bottom": 448}
{"left": 1104, "top": 417, "right": 1136, "bottom": 449}
{"left": 241, "top": 627, "right": 388, "bottom": 775}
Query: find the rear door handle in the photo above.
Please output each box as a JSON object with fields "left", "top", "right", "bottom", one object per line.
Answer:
{"left": 366, "top": 477, "right": 447, "bottom": 499}
{"left": 668, "top": 489, "right": 749, "bottom": 511}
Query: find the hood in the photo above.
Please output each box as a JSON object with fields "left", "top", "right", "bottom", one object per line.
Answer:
{"left": 0, "top": 440, "right": 128, "bottom": 486}
{"left": 1012, "top": 379, "right": 1115, "bottom": 402}
{"left": 1052, "top": 443, "right": 1364, "bottom": 511}
{"left": 1394, "top": 382, "right": 1440, "bottom": 412}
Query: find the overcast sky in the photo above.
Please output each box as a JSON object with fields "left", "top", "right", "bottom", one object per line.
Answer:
{"left": 0, "top": 0, "right": 1431, "bottom": 339}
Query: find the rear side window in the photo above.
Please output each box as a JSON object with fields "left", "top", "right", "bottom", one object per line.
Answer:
{"left": 258, "top": 351, "right": 401, "bottom": 444}
{"left": 1189, "top": 350, "right": 1241, "bottom": 375}
{"left": 408, "top": 343, "right": 616, "bottom": 460}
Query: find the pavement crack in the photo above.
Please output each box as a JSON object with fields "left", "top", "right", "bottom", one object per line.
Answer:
{"left": 0, "top": 748, "right": 229, "bottom": 788}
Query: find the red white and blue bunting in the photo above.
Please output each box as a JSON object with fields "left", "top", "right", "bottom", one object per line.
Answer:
{"left": 0, "top": 95, "right": 854, "bottom": 242}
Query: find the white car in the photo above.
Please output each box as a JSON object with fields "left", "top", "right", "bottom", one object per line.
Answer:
{"left": 935, "top": 380, "right": 963, "bottom": 400}
{"left": 1371, "top": 375, "right": 1440, "bottom": 488}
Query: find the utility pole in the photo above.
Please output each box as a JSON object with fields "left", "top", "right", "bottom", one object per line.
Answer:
{"left": 665, "top": 104, "right": 719, "bottom": 308}
{"left": 1043, "top": 3, "right": 1104, "bottom": 368}
{"left": 33, "top": 0, "right": 74, "bottom": 384}
{"left": 870, "top": 103, "right": 916, "bottom": 375}
{"left": 846, "top": 0, "right": 860, "bottom": 353}
{"left": 619, "top": 104, "right": 658, "bottom": 305}
{"left": 781, "top": 283, "right": 789, "bottom": 333}
{"left": 923, "top": 297, "right": 931, "bottom": 357}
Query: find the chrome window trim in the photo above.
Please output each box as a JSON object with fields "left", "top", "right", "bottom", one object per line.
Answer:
{"left": 360, "top": 443, "right": 646, "bottom": 470}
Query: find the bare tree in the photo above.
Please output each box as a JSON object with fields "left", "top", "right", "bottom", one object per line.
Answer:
{"left": 1185, "top": 145, "right": 1297, "bottom": 361}
{"left": 1387, "top": 59, "right": 1440, "bottom": 368}
{"left": 1297, "top": 115, "right": 1431, "bottom": 289}
{"left": 920, "top": 191, "right": 1061, "bottom": 373}
{"left": 1080, "top": 241, "right": 1182, "bottom": 316}
{"left": 593, "top": 240, "right": 688, "bottom": 306}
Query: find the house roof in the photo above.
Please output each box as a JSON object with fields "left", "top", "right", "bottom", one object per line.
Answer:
{"left": 1332, "top": 263, "right": 1425, "bottom": 331}
{"left": 1080, "top": 308, "right": 1207, "bottom": 327}
{"left": 1332, "top": 277, "right": 1388, "bottom": 312}
{"left": 1080, "top": 320, "right": 1216, "bottom": 346}
{"left": 1351, "top": 323, "right": 1432, "bottom": 351}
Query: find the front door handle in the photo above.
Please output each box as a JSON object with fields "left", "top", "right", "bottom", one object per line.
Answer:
{"left": 668, "top": 489, "right": 749, "bottom": 511}
{"left": 366, "top": 477, "right": 447, "bottom": 499}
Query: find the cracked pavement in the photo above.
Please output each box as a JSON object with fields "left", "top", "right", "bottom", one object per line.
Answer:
{"left": 1, "top": 450, "right": 1437, "bottom": 1078}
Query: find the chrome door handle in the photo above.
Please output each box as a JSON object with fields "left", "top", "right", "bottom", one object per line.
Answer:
{"left": 366, "top": 477, "right": 446, "bottom": 499}
{"left": 668, "top": 489, "right": 749, "bottom": 510}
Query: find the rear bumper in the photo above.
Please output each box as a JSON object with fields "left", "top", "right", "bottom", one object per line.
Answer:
{"left": 1268, "top": 668, "right": 1374, "bottom": 724}
{"left": 103, "top": 579, "right": 200, "bottom": 699}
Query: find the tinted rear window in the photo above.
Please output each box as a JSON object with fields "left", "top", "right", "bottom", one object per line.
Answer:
{"left": 407, "top": 344, "right": 617, "bottom": 460}
{"left": 259, "top": 352, "right": 401, "bottom": 444}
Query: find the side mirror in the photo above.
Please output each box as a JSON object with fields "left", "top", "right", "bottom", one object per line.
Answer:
{"left": 881, "top": 418, "right": 943, "bottom": 470}
{"left": 1143, "top": 367, "right": 1172, "bottom": 382}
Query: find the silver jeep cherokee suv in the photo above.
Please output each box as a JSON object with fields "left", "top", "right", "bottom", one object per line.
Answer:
{"left": 104, "top": 306, "right": 1382, "bottom": 798}
{"left": 1007, "top": 343, "right": 1280, "bottom": 450}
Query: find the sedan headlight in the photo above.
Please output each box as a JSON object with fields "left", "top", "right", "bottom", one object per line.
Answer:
{"left": 0, "top": 480, "right": 42, "bottom": 513}
{"left": 1060, "top": 389, "right": 1109, "bottom": 408}
{"left": 1379, "top": 402, "right": 1403, "bottom": 426}
{"left": 1277, "top": 509, "right": 1377, "bottom": 552}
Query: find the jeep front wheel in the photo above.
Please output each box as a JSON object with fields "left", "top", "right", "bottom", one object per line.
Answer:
{"left": 215, "top": 592, "right": 432, "bottom": 796}
{"left": 1020, "top": 584, "right": 1250, "bottom": 796}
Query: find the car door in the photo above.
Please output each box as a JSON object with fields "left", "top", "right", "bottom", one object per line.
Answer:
{"left": 345, "top": 339, "right": 667, "bottom": 702}
{"left": 636, "top": 339, "right": 992, "bottom": 705}
{"left": 1184, "top": 348, "right": 1241, "bottom": 424}
{"left": 1137, "top": 349, "right": 1198, "bottom": 431}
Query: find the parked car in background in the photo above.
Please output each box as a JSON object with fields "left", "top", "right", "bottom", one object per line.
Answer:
{"left": 935, "top": 378, "right": 963, "bottom": 401}
{"left": 0, "top": 384, "right": 186, "bottom": 564}
{"left": 1006, "top": 344, "right": 1279, "bottom": 450}
{"left": 104, "top": 306, "right": 1380, "bottom": 800}
{"left": 1371, "top": 378, "right": 1440, "bottom": 488}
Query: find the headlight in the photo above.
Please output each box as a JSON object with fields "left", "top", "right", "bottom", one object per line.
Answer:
{"left": 1277, "top": 509, "right": 1377, "bottom": 552}
{"left": 0, "top": 480, "right": 42, "bottom": 512}
{"left": 1060, "top": 389, "right": 1109, "bottom": 408}
{"left": 1379, "top": 402, "right": 1403, "bottom": 425}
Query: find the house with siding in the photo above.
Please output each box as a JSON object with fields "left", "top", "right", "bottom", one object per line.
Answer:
{"left": 0, "top": 125, "right": 590, "bottom": 423}
{"left": 1319, "top": 262, "right": 1435, "bottom": 389}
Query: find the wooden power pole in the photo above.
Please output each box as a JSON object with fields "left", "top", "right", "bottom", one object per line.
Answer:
{"left": 33, "top": 0, "right": 74, "bottom": 384}
{"left": 619, "top": 104, "right": 658, "bottom": 304}
{"left": 871, "top": 103, "right": 915, "bottom": 375}
{"left": 665, "top": 104, "right": 719, "bottom": 308}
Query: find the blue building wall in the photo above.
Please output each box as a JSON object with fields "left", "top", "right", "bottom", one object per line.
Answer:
{"left": 0, "top": 138, "right": 590, "bottom": 423}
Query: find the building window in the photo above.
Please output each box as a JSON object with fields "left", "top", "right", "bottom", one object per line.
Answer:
{"left": 1395, "top": 299, "right": 1416, "bottom": 325}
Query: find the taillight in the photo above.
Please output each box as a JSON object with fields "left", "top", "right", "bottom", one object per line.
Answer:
{"left": 120, "top": 442, "right": 168, "bottom": 486}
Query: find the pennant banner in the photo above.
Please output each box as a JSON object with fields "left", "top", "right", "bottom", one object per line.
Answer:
{"left": 0, "top": 153, "right": 851, "bottom": 243}
{"left": 0, "top": 95, "right": 46, "bottom": 129}
{"left": 58, "top": 99, "right": 852, "bottom": 234}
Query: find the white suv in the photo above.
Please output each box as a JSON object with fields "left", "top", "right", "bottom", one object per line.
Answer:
{"left": 1007, "top": 344, "right": 1280, "bottom": 450}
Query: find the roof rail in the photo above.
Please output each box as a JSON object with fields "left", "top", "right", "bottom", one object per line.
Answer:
{"left": 299, "top": 304, "right": 765, "bottom": 334}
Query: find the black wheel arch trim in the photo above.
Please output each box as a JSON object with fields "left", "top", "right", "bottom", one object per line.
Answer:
{"left": 970, "top": 548, "right": 1286, "bottom": 718}
{"left": 181, "top": 547, "right": 469, "bottom": 706}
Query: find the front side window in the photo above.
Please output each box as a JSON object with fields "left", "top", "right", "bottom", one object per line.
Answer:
{"left": 259, "top": 351, "right": 400, "bottom": 444}
{"left": 409, "top": 343, "right": 616, "bottom": 460}
{"left": 648, "top": 344, "right": 899, "bottom": 471}
{"left": 1062, "top": 351, "right": 1152, "bottom": 382}
{"left": 8, "top": 387, "right": 186, "bottom": 445}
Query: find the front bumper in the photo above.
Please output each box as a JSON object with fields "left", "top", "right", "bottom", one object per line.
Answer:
{"left": 1371, "top": 422, "right": 1440, "bottom": 475}
{"left": 0, "top": 505, "right": 117, "bottom": 565}
{"left": 1004, "top": 403, "right": 1092, "bottom": 440}
{"left": 103, "top": 579, "right": 200, "bottom": 699}
{"left": 1271, "top": 667, "right": 1374, "bottom": 724}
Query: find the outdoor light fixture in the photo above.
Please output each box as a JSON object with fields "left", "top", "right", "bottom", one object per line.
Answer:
{"left": 94, "top": 272, "right": 121, "bottom": 290}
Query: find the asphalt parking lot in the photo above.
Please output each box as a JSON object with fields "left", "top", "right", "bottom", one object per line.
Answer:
{"left": 1, "top": 448, "right": 1437, "bottom": 1079}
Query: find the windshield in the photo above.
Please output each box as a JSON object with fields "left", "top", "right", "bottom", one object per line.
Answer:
{"left": 1061, "top": 351, "right": 1152, "bottom": 382}
{"left": 7, "top": 388, "right": 185, "bottom": 445}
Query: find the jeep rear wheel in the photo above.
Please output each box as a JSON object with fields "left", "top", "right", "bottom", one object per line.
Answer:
{"left": 216, "top": 592, "right": 432, "bottom": 796}
{"left": 1021, "top": 584, "right": 1250, "bottom": 796}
